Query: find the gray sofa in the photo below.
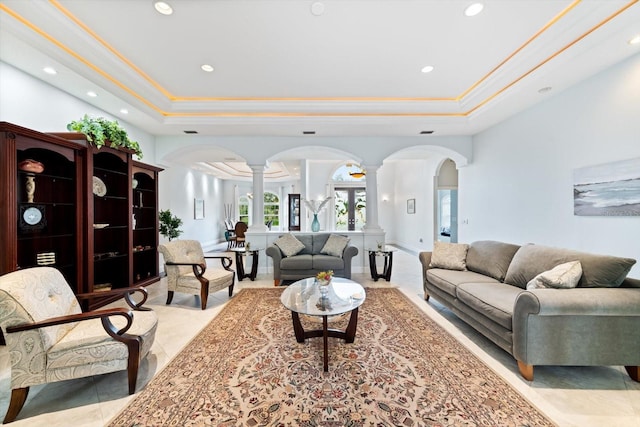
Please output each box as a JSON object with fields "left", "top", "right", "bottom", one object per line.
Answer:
{"left": 419, "top": 240, "right": 640, "bottom": 382}
{"left": 266, "top": 233, "right": 358, "bottom": 286}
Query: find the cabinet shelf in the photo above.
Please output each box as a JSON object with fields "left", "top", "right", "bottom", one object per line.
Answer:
{"left": 17, "top": 233, "right": 74, "bottom": 241}
{"left": 94, "top": 166, "right": 127, "bottom": 176}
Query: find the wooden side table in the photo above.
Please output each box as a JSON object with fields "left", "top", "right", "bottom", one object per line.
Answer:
{"left": 231, "top": 247, "right": 261, "bottom": 281}
{"left": 367, "top": 247, "right": 396, "bottom": 282}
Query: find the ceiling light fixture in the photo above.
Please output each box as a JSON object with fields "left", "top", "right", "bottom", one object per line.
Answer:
{"left": 464, "top": 3, "right": 484, "bottom": 17}
{"left": 346, "top": 163, "right": 366, "bottom": 178}
{"left": 154, "top": 1, "right": 173, "bottom": 15}
{"left": 201, "top": 64, "right": 214, "bottom": 72}
{"left": 629, "top": 34, "right": 640, "bottom": 45}
{"left": 120, "top": 109, "right": 129, "bottom": 114}
{"left": 421, "top": 65, "right": 434, "bottom": 73}
{"left": 87, "top": 91, "right": 97, "bottom": 97}
{"left": 303, "top": 131, "right": 316, "bottom": 135}
{"left": 43, "top": 66, "right": 57, "bottom": 75}
{"left": 538, "top": 86, "right": 552, "bottom": 94}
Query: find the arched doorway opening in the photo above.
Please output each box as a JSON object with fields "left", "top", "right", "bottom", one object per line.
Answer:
{"left": 435, "top": 159, "right": 459, "bottom": 243}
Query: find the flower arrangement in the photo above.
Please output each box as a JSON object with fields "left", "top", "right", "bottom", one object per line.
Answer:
{"left": 316, "top": 270, "right": 334, "bottom": 285}
{"left": 304, "top": 197, "right": 332, "bottom": 214}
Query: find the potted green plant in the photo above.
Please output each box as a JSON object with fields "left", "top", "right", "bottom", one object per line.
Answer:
{"left": 67, "top": 114, "right": 143, "bottom": 159}
{"left": 159, "top": 209, "right": 183, "bottom": 241}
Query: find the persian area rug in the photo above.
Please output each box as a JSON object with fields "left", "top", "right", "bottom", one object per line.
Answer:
{"left": 109, "top": 288, "right": 553, "bottom": 426}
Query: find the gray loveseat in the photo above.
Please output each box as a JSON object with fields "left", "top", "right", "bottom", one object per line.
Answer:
{"left": 266, "top": 233, "right": 358, "bottom": 286}
{"left": 419, "top": 240, "right": 640, "bottom": 382}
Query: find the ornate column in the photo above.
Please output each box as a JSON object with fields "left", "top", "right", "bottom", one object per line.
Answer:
{"left": 363, "top": 164, "right": 382, "bottom": 231}
{"left": 248, "top": 164, "right": 268, "bottom": 232}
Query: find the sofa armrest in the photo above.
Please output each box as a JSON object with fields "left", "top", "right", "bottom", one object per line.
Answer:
{"left": 341, "top": 245, "right": 359, "bottom": 278}
{"left": 512, "top": 287, "right": 640, "bottom": 365}
{"left": 418, "top": 252, "right": 433, "bottom": 297}
{"left": 266, "top": 245, "right": 283, "bottom": 279}
{"left": 515, "top": 287, "right": 640, "bottom": 317}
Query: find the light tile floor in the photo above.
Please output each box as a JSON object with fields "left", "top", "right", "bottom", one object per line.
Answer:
{"left": 1, "top": 245, "right": 638, "bottom": 426}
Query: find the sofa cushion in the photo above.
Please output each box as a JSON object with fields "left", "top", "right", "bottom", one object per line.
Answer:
{"left": 456, "top": 282, "right": 525, "bottom": 331}
{"left": 274, "top": 234, "right": 306, "bottom": 257}
{"left": 466, "top": 240, "right": 521, "bottom": 282}
{"left": 429, "top": 241, "right": 469, "bottom": 271}
{"left": 427, "top": 269, "right": 500, "bottom": 298}
{"left": 296, "top": 234, "right": 314, "bottom": 255}
{"left": 526, "top": 261, "right": 582, "bottom": 290}
{"left": 280, "top": 254, "right": 313, "bottom": 269}
{"left": 312, "top": 254, "right": 345, "bottom": 271}
{"left": 505, "top": 244, "right": 636, "bottom": 289}
{"left": 320, "top": 234, "right": 350, "bottom": 257}
{"left": 312, "top": 234, "right": 331, "bottom": 255}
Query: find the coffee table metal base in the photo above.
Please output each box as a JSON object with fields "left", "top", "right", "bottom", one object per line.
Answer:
{"left": 291, "top": 308, "right": 359, "bottom": 372}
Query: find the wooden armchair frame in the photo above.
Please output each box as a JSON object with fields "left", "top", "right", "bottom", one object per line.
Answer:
{"left": 165, "top": 255, "right": 234, "bottom": 310}
{"left": 3, "top": 286, "right": 152, "bottom": 424}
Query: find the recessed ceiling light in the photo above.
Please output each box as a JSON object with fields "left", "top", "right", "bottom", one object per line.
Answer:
{"left": 201, "top": 64, "right": 214, "bottom": 72}
{"left": 310, "top": 2, "right": 325, "bottom": 16}
{"left": 421, "top": 65, "right": 434, "bottom": 73}
{"left": 87, "top": 91, "right": 97, "bottom": 97}
{"left": 464, "top": 3, "right": 484, "bottom": 17}
{"left": 629, "top": 34, "right": 640, "bottom": 45}
{"left": 120, "top": 109, "right": 129, "bottom": 114}
{"left": 154, "top": 1, "right": 173, "bottom": 15}
{"left": 43, "top": 66, "right": 57, "bottom": 75}
{"left": 538, "top": 86, "right": 552, "bottom": 94}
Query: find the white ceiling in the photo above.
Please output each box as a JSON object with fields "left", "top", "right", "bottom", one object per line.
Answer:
{"left": 1, "top": 0, "right": 639, "bottom": 175}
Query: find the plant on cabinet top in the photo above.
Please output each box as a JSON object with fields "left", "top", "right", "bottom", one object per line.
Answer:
{"left": 67, "top": 114, "right": 143, "bottom": 159}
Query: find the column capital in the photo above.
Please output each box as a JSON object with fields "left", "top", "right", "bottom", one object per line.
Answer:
{"left": 247, "top": 164, "right": 267, "bottom": 173}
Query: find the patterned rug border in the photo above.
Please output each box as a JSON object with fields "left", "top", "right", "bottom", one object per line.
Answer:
{"left": 109, "top": 287, "right": 556, "bottom": 426}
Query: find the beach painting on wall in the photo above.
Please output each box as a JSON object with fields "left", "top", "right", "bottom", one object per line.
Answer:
{"left": 573, "top": 157, "right": 640, "bottom": 216}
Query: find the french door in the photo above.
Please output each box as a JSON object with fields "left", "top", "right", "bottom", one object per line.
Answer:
{"left": 334, "top": 187, "right": 366, "bottom": 231}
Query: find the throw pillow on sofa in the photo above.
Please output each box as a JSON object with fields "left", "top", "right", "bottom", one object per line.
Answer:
{"left": 274, "top": 233, "right": 306, "bottom": 257}
{"left": 526, "top": 261, "right": 583, "bottom": 290}
{"left": 429, "top": 241, "right": 470, "bottom": 271}
{"left": 321, "top": 234, "right": 350, "bottom": 257}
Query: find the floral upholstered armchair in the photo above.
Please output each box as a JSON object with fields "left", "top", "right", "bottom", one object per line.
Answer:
{"left": 0, "top": 267, "right": 158, "bottom": 423}
{"left": 159, "top": 240, "right": 235, "bottom": 310}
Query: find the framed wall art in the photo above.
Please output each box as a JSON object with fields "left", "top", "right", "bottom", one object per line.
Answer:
{"left": 194, "top": 198, "right": 205, "bottom": 220}
{"left": 573, "top": 157, "right": 640, "bottom": 216}
{"left": 407, "top": 198, "right": 416, "bottom": 214}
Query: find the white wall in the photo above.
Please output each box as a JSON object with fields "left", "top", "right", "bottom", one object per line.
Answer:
{"left": 460, "top": 52, "right": 640, "bottom": 277}
{"left": 0, "top": 62, "right": 156, "bottom": 163}
{"left": 158, "top": 165, "right": 225, "bottom": 249}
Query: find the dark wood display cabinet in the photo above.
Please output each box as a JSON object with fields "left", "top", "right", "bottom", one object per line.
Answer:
{"left": 1, "top": 122, "right": 163, "bottom": 310}
{"left": 0, "top": 122, "right": 86, "bottom": 293}
{"left": 132, "top": 161, "right": 163, "bottom": 288}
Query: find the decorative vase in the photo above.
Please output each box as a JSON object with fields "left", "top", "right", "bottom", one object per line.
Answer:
{"left": 311, "top": 213, "right": 320, "bottom": 232}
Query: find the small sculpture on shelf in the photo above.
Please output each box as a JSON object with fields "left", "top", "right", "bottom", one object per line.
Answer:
{"left": 18, "top": 159, "right": 44, "bottom": 203}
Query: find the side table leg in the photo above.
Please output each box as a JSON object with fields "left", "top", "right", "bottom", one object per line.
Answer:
{"left": 291, "top": 312, "right": 305, "bottom": 343}
{"left": 236, "top": 252, "right": 246, "bottom": 281}
{"left": 345, "top": 307, "right": 359, "bottom": 343}
{"left": 385, "top": 252, "right": 393, "bottom": 281}
{"left": 369, "top": 251, "right": 379, "bottom": 281}
{"left": 323, "top": 315, "right": 329, "bottom": 372}
{"left": 250, "top": 252, "right": 259, "bottom": 281}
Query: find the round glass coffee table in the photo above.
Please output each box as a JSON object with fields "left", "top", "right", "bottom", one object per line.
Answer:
{"left": 280, "top": 277, "right": 366, "bottom": 372}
